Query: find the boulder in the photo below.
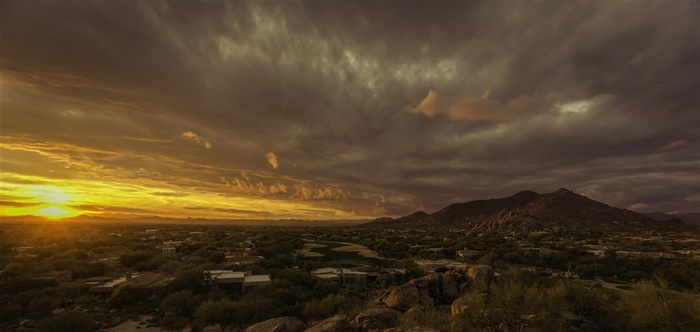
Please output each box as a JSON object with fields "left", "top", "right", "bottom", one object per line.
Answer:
{"left": 246, "top": 316, "right": 307, "bottom": 332}
{"left": 560, "top": 311, "right": 581, "bottom": 322}
{"left": 426, "top": 274, "right": 442, "bottom": 300}
{"left": 382, "top": 283, "right": 420, "bottom": 311}
{"left": 305, "top": 314, "right": 351, "bottom": 332}
{"left": 382, "top": 328, "right": 441, "bottom": 332}
{"left": 451, "top": 294, "right": 485, "bottom": 316}
{"left": 579, "top": 322, "right": 602, "bottom": 332}
{"left": 466, "top": 265, "right": 494, "bottom": 288}
{"left": 409, "top": 276, "right": 434, "bottom": 305}
{"left": 440, "top": 271, "right": 462, "bottom": 302}
{"left": 354, "top": 307, "right": 401, "bottom": 332}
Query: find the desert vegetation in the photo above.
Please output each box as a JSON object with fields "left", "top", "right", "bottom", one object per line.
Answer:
{"left": 0, "top": 220, "right": 698, "bottom": 331}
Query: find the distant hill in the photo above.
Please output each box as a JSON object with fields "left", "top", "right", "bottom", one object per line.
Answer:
{"left": 365, "top": 188, "right": 680, "bottom": 233}
{"left": 643, "top": 212, "right": 700, "bottom": 226}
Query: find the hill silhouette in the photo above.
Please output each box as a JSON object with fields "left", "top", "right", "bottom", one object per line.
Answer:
{"left": 366, "top": 188, "right": 679, "bottom": 232}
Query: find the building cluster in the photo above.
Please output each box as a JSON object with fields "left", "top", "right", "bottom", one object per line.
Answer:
{"left": 310, "top": 267, "right": 407, "bottom": 286}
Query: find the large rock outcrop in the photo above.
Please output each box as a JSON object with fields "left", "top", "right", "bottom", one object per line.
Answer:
{"left": 382, "top": 283, "right": 421, "bottom": 311}
{"left": 450, "top": 293, "right": 486, "bottom": 316}
{"left": 466, "top": 265, "right": 494, "bottom": 288}
{"left": 354, "top": 307, "right": 401, "bottom": 332}
{"left": 380, "top": 266, "right": 492, "bottom": 311}
{"left": 440, "top": 270, "right": 462, "bottom": 302}
{"left": 382, "top": 328, "right": 441, "bottom": 332}
{"left": 305, "top": 314, "right": 352, "bottom": 332}
{"left": 246, "top": 316, "right": 307, "bottom": 332}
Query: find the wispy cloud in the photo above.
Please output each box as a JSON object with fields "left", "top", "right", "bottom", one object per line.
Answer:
{"left": 265, "top": 151, "right": 279, "bottom": 169}
{"left": 660, "top": 140, "right": 689, "bottom": 151}
{"left": 181, "top": 131, "right": 202, "bottom": 142}
{"left": 406, "top": 89, "right": 549, "bottom": 121}
{"left": 181, "top": 131, "right": 213, "bottom": 149}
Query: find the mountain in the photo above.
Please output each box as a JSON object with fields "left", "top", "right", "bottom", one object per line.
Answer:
{"left": 428, "top": 190, "right": 541, "bottom": 224}
{"left": 365, "top": 188, "right": 675, "bottom": 232}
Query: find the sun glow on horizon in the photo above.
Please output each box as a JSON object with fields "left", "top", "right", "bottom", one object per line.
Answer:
{"left": 35, "top": 204, "right": 81, "bottom": 219}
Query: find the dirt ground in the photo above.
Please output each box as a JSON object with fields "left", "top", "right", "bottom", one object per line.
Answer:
{"left": 106, "top": 315, "right": 221, "bottom": 332}
{"left": 106, "top": 315, "right": 160, "bottom": 332}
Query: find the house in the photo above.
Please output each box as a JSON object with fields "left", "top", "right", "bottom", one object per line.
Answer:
{"left": 157, "top": 240, "right": 182, "bottom": 253}
{"left": 414, "top": 259, "right": 468, "bottom": 272}
{"left": 40, "top": 271, "right": 72, "bottom": 284}
{"left": 12, "top": 246, "right": 37, "bottom": 258}
{"left": 88, "top": 272, "right": 167, "bottom": 294}
{"left": 456, "top": 248, "right": 484, "bottom": 260}
{"left": 243, "top": 274, "right": 271, "bottom": 292}
{"left": 161, "top": 247, "right": 177, "bottom": 254}
{"left": 225, "top": 251, "right": 264, "bottom": 265}
{"left": 353, "top": 266, "right": 407, "bottom": 286}
{"left": 426, "top": 247, "right": 449, "bottom": 255}
{"left": 204, "top": 270, "right": 271, "bottom": 293}
{"left": 311, "top": 268, "right": 367, "bottom": 285}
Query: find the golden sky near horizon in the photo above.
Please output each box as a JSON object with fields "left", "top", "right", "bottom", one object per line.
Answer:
{"left": 1, "top": 2, "right": 698, "bottom": 220}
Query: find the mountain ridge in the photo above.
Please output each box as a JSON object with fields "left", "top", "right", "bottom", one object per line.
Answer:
{"left": 366, "top": 188, "right": 685, "bottom": 232}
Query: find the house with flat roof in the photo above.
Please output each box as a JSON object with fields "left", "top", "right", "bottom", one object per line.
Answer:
{"left": 204, "top": 270, "right": 271, "bottom": 293}
{"left": 456, "top": 248, "right": 484, "bottom": 261}
{"left": 414, "top": 259, "right": 468, "bottom": 272}
{"left": 88, "top": 272, "right": 167, "bottom": 294}
{"left": 311, "top": 268, "right": 367, "bottom": 285}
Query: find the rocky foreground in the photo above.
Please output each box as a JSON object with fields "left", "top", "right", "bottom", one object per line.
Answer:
{"left": 245, "top": 265, "right": 602, "bottom": 332}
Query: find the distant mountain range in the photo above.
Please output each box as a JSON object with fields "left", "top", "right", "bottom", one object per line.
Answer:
{"left": 366, "top": 188, "right": 693, "bottom": 233}
{"left": 643, "top": 211, "right": 700, "bottom": 226}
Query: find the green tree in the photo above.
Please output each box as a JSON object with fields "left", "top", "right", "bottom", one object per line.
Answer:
{"left": 38, "top": 311, "right": 97, "bottom": 332}
{"left": 108, "top": 284, "right": 152, "bottom": 308}
{"left": 302, "top": 293, "right": 362, "bottom": 320}
{"left": 160, "top": 311, "right": 189, "bottom": 332}
{"left": 160, "top": 290, "right": 202, "bottom": 318}
{"left": 614, "top": 279, "right": 700, "bottom": 331}
{"left": 194, "top": 299, "right": 237, "bottom": 332}
{"left": 2, "top": 263, "right": 22, "bottom": 278}
{"left": 171, "top": 268, "right": 207, "bottom": 293}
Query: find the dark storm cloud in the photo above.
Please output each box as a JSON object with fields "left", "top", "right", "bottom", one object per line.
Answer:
{"left": 2, "top": 1, "right": 698, "bottom": 216}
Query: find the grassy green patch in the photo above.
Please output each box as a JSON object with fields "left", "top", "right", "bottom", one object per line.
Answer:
{"left": 306, "top": 241, "right": 383, "bottom": 265}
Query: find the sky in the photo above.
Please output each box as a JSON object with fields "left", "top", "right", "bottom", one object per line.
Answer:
{"left": 1, "top": 1, "right": 699, "bottom": 220}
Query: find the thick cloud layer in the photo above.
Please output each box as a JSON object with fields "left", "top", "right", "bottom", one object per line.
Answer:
{"left": 1, "top": 1, "right": 698, "bottom": 218}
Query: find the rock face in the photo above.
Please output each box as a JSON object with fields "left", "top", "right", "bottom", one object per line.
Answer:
{"left": 381, "top": 268, "right": 479, "bottom": 311}
{"left": 382, "top": 283, "right": 421, "bottom": 311}
{"left": 440, "top": 271, "right": 462, "bottom": 302}
{"left": 451, "top": 293, "right": 486, "bottom": 316}
{"left": 382, "top": 328, "right": 441, "bottom": 332}
{"left": 466, "top": 265, "right": 494, "bottom": 288}
{"left": 354, "top": 307, "right": 401, "bottom": 332}
{"left": 246, "top": 316, "right": 307, "bottom": 332}
{"left": 305, "top": 314, "right": 352, "bottom": 332}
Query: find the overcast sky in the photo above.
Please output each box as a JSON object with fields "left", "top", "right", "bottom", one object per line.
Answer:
{"left": 1, "top": 1, "right": 698, "bottom": 219}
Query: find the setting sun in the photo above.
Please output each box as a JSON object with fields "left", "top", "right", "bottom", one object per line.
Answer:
{"left": 35, "top": 204, "right": 79, "bottom": 219}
